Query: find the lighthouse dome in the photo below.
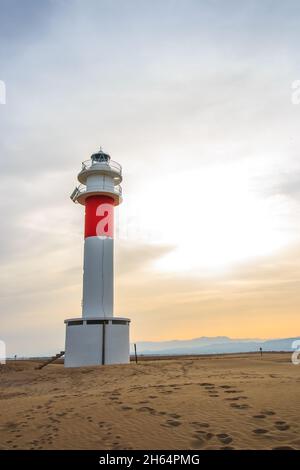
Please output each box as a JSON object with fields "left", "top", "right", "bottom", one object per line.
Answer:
{"left": 91, "top": 149, "right": 111, "bottom": 163}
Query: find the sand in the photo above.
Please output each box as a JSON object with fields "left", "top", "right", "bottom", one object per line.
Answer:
{"left": 0, "top": 353, "right": 299, "bottom": 450}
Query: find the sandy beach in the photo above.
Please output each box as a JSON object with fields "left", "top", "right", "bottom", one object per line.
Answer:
{"left": 0, "top": 353, "right": 299, "bottom": 450}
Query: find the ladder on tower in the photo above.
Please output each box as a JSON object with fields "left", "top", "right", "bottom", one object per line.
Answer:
{"left": 36, "top": 351, "right": 65, "bottom": 370}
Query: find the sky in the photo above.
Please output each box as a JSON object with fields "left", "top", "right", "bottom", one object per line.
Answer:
{"left": 1, "top": 0, "right": 300, "bottom": 356}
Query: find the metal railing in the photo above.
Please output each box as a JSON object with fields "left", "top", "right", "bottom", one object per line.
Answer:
{"left": 81, "top": 159, "right": 122, "bottom": 175}
{"left": 70, "top": 183, "right": 122, "bottom": 202}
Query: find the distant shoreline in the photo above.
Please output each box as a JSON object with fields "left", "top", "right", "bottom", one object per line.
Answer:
{"left": 4, "top": 350, "right": 293, "bottom": 364}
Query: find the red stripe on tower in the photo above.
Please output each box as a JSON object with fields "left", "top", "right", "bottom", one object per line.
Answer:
{"left": 84, "top": 195, "right": 114, "bottom": 238}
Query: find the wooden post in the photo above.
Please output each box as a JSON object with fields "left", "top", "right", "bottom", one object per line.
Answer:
{"left": 102, "top": 322, "right": 106, "bottom": 365}
{"left": 134, "top": 343, "right": 138, "bottom": 364}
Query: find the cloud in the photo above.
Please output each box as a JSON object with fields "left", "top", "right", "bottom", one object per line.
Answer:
{"left": 116, "top": 241, "right": 174, "bottom": 276}
{"left": 1, "top": 0, "right": 300, "bottom": 354}
{"left": 271, "top": 172, "right": 300, "bottom": 199}
{"left": 116, "top": 243, "right": 300, "bottom": 341}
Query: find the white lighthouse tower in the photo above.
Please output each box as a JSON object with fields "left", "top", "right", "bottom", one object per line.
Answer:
{"left": 64, "top": 149, "right": 130, "bottom": 367}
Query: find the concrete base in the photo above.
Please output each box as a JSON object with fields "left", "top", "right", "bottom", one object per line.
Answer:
{"left": 64, "top": 317, "right": 130, "bottom": 368}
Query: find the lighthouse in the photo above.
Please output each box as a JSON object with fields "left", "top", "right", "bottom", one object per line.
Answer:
{"left": 64, "top": 149, "right": 130, "bottom": 367}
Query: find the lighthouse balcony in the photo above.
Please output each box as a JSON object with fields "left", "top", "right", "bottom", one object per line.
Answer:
{"left": 78, "top": 159, "right": 122, "bottom": 185}
{"left": 82, "top": 159, "right": 121, "bottom": 174}
{"left": 70, "top": 183, "right": 122, "bottom": 205}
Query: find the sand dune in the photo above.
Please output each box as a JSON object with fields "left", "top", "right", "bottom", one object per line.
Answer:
{"left": 0, "top": 353, "right": 299, "bottom": 450}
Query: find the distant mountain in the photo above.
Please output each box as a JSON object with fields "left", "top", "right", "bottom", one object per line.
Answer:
{"left": 131, "top": 336, "right": 300, "bottom": 356}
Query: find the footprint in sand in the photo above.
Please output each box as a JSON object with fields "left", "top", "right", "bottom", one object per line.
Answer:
{"left": 121, "top": 406, "right": 133, "bottom": 411}
{"left": 190, "top": 422, "right": 210, "bottom": 428}
{"left": 272, "top": 446, "right": 295, "bottom": 450}
{"left": 217, "top": 433, "right": 233, "bottom": 444}
{"left": 230, "top": 403, "right": 250, "bottom": 409}
{"left": 98, "top": 421, "right": 111, "bottom": 430}
{"left": 191, "top": 431, "right": 214, "bottom": 448}
{"left": 261, "top": 409, "right": 276, "bottom": 416}
{"left": 163, "top": 419, "right": 182, "bottom": 427}
{"left": 190, "top": 437, "right": 205, "bottom": 448}
{"left": 274, "top": 421, "right": 290, "bottom": 431}
{"left": 200, "top": 383, "right": 220, "bottom": 397}
{"left": 4, "top": 422, "right": 18, "bottom": 431}
{"left": 195, "top": 430, "right": 214, "bottom": 440}
{"left": 112, "top": 442, "right": 122, "bottom": 449}
{"left": 253, "top": 414, "right": 266, "bottom": 419}
{"left": 137, "top": 406, "right": 156, "bottom": 415}
{"left": 205, "top": 384, "right": 215, "bottom": 388}
{"left": 253, "top": 428, "right": 269, "bottom": 435}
